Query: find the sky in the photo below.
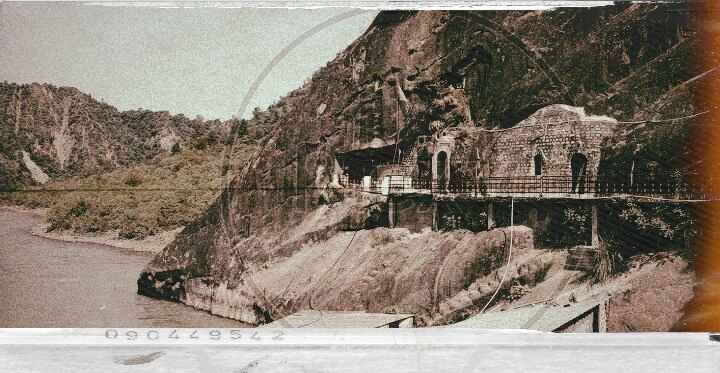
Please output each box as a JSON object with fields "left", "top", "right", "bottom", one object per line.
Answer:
{"left": 0, "top": 3, "right": 378, "bottom": 119}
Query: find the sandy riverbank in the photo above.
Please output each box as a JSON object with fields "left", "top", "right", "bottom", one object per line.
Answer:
{"left": 1, "top": 205, "right": 177, "bottom": 253}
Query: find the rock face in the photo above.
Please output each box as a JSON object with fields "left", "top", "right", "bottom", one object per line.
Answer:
{"left": 140, "top": 5, "right": 702, "bottom": 325}
{"left": 0, "top": 82, "right": 235, "bottom": 190}
{"left": 141, "top": 198, "right": 534, "bottom": 325}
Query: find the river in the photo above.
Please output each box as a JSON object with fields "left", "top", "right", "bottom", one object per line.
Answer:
{"left": 0, "top": 207, "right": 244, "bottom": 327}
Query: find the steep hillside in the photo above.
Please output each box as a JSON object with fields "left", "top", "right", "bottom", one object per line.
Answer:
{"left": 140, "top": 5, "right": 705, "bottom": 326}
{"left": 0, "top": 82, "right": 238, "bottom": 190}
{"left": 11, "top": 143, "right": 255, "bottom": 240}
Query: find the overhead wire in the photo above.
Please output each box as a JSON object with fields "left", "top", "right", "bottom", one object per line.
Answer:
{"left": 479, "top": 197, "right": 514, "bottom": 314}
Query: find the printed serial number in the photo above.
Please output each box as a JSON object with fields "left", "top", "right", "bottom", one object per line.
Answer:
{"left": 104, "top": 329, "right": 285, "bottom": 341}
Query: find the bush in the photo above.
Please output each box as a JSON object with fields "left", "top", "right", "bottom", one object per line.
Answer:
{"left": 70, "top": 199, "right": 89, "bottom": 217}
{"left": 47, "top": 198, "right": 90, "bottom": 231}
{"left": 124, "top": 174, "right": 142, "bottom": 187}
{"left": 47, "top": 210, "right": 71, "bottom": 231}
{"left": 591, "top": 242, "right": 618, "bottom": 283}
{"left": 374, "top": 230, "right": 396, "bottom": 247}
{"left": 538, "top": 205, "right": 591, "bottom": 247}
{"left": 603, "top": 201, "right": 697, "bottom": 261}
{"left": 119, "top": 219, "right": 152, "bottom": 239}
{"left": 81, "top": 214, "right": 111, "bottom": 233}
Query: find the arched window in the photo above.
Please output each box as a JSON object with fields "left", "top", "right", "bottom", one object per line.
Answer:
{"left": 571, "top": 153, "right": 588, "bottom": 193}
{"left": 435, "top": 151, "right": 450, "bottom": 189}
{"left": 534, "top": 153, "right": 543, "bottom": 176}
{"left": 437, "top": 151, "right": 448, "bottom": 183}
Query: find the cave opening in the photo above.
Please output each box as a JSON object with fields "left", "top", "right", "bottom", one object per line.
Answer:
{"left": 335, "top": 144, "right": 397, "bottom": 183}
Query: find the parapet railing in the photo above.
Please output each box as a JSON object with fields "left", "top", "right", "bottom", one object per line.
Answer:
{"left": 383, "top": 175, "right": 715, "bottom": 201}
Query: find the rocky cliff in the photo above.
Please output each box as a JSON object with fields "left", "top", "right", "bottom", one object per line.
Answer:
{"left": 0, "top": 82, "right": 237, "bottom": 190}
{"left": 140, "top": 5, "right": 705, "bottom": 326}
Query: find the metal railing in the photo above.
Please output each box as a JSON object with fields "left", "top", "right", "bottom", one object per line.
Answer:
{"left": 383, "top": 175, "right": 713, "bottom": 200}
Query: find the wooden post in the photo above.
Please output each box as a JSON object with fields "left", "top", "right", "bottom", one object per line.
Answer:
{"left": 487, "top": 201, "right": 495, "bottom": 230}
{"left": 432, "top": 200, "right": 439, "bottom": 231}
{"left": 591, "top": 203, "right": 599, "bottom": 247}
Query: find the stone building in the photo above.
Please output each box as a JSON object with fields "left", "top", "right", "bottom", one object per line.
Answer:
{"left": 424, "top": 104, "right": 617, "bottom": 187}
{"left": 337, "top": 104, "right": 619, "bottom": 247}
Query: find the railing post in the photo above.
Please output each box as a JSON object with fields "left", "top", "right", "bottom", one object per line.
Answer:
{"left": 487, "top": 201, "right": 495, "bottom": 230}
{"left": 591, "top": 203, "right": 599, "bottom": 247}
{"left": 388, "top": 197, "right": 396, "bottom": 228}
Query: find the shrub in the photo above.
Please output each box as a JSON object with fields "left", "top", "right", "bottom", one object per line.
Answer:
{"left": 47, "top": 209, "right": 71, "bottom": 231}
{"left": 124, "top": 174, "right": 142, "bottom": 187}
{"left": 119, "top": 220, "right": 152, "bottom": 239}
{"left": 81, "top": 214, "right": 111, "bottom": 233}
{"left": 538, "top": 205, "right": 591, "bottom": 247}
{"left": 47, "top": 198, "right": 89, "bottom": 231}
{"left": 602, "top": 200, "right": 697, "bottom": 261}
{"left": 591, "top": 241, "right": 623, "bottom": 283}
{"left": 70, "top": 199, "right": 89, "bottom": 217}
{"left": 193, "top": 136, "right": 209, "bottom": 150}
{"left": 374, "top": 230, "right": 396, "bottom": 247}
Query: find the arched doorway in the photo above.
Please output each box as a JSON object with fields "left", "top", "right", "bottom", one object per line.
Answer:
{"left": 436, "top": 151, "right": 448, "bottom": 190}
{"left": 571, "top": 153, "right": 588, "bottom": 193}
{"left": 534, "top": 153, "right": 544, "bottom": 176}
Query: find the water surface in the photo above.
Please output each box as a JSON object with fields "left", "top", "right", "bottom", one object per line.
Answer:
{"left": 0, "top": 208, "right": 243, "bottom": 327}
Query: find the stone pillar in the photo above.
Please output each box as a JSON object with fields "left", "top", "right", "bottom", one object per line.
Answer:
{"left": 591, "top": 203, "right": 599, "bottom": 247}
{"left": 432, "top": 200, "right": 439, "bottom": 231}
{"left": 431, "top": 153, "right": 437, "bottom": 182}
{"left": 487, "top": 201, "right": 495, "bottom": 230}
{"left": 388, "top": 197, "right": 396, "bottom": 228}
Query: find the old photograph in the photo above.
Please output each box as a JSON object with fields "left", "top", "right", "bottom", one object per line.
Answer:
{"left": 1, "top": 1, "right": 718, "bottom": 334}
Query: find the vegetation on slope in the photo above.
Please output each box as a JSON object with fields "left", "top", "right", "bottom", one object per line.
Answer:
{"left": 0, "top": 80, "right": 264, "bottom": 238}
{"left": 6, "top": 141, "right": 256, "bottom": 239}
{"left": 0, "top": 81, "right": 241, "bottom": 189}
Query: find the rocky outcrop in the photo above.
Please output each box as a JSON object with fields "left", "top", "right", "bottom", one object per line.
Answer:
{"left": 140, "top": 210, "right": 534, "bottom": 325}
{"left": 140, "top": 5, "right": 702, "bottom": 324}
{"left": 21, "top": 151, "right": 49, "bottom": 184}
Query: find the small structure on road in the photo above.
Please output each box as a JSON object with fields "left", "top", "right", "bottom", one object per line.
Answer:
{"left": 261, "top": 310, "right": 415, "bottom": 328}
{"left": 450, "top": 300, "right": 607, "bottom": 332}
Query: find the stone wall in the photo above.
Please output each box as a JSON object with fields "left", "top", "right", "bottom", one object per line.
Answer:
{"left": 391, "top": 195, "right": 433, "bottom": 232}
{"left": 436, "top": 105, "right": 617, "bottom": 180}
